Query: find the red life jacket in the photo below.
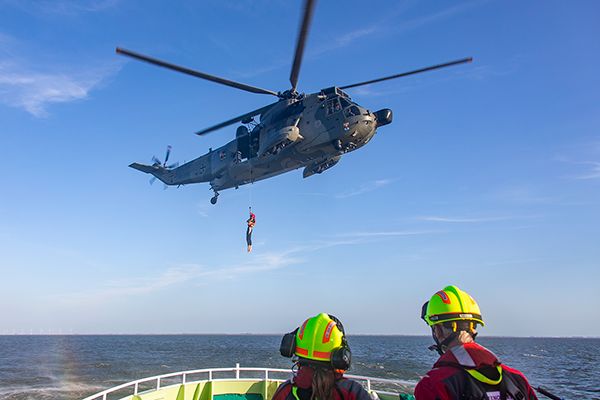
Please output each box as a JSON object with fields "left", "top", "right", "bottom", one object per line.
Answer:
{"left": 414, "top": 342, "right": 538, "bottom": 400}
{"left": 272, "top": 366, "right": 373, "bottom": 400}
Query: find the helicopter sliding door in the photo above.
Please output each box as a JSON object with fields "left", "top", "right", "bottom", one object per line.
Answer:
{"left": 236, "top": 126, "right": 260, "bottom": 160}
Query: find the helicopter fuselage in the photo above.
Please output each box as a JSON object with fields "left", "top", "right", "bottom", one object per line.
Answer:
{"left": 122, "top": 0, "right": 471, "bottom": 204}
{"left": 132, "top": 87, "right": 392, "bottom": 198}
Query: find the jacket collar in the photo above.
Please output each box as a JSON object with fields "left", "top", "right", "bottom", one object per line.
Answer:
{"left": 434, "top": 342, "right": 500, "bottom": 369}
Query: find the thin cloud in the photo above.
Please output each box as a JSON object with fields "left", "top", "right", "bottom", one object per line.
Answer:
{"left": 483, "top": 258, "right": 541, "bottom": 267}
{"left": 309, "top": 27, "right": 378, "bottom": 58}
{"left": 209, "top": 0, "right": 285, "bottom": 16}
{"left": 337, "top": 230, "right": 441, "bottom": 238}
{"left": 0, "top": 48, "right": 121, "bottom": 117}
{"left": 231, "top": 27, "right": 378, "bottom": 80}
{"left": 491, "top": 185, "right": 556, "bottom": 205}
{"left": 312, "top": 2, "right": 479, "bottom": 58}
{"left": 197, "top": 203, "right": 212, "bottom": 218}
{"left": 416, "top": 216, "right": 517, "bottom": 223}
{"left": 53, "top": 265, "right": 210, "bottom": 305}
{"left": 97, "top": 265, "right": 206, "bottom": 297}
{"left": 54, "top": 234, "right": 412, "bottom": 305}
{"left": 349, "top": 85, "right": 411, "bottom": 98}
{"left": 457, "top": 61, "right": 521, "bottom": 81}
{"left": 0, "top": 64, "right": 119, "bottom": 117}
{"left": 391, "top": 1, "right": 482, "bottom": 34}
{"left": 569, "top": 161, "right": 600, "bottom": 180}
{"left": 335, "top": 178, "right": 393, "bottom": 198}
{"left": 556, "top": 143, "right": 600, "bottom": 180}
{"left": 55, "top": 250, "right": 304, "bottom": 305}
{"left": 233, "top": 2, "right": 480, "bottom": 80}
{"left": 2, "top": 0, "right": 120, "bottom": 16}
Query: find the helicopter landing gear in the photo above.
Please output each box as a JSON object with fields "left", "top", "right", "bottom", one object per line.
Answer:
{"left": 210, "top": 190, "right": 220, "bottom": 205}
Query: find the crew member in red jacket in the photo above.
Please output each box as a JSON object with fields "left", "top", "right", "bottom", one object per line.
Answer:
{"left": 415, "top": 285, "right": 538, "bottom": 400}
{"left": 246, "top": 208, "right": 256, "bottom": 253}
{"left": 273, "top": 313, "right": 373, "bottom": 400}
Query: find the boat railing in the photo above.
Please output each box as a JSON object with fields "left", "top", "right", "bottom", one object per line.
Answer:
{"left": 82, "top": 363, "right": 414, "bottom": 400}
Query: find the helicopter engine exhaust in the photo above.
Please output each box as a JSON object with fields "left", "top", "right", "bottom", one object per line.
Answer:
{"left": 374, "top": 109, "right": 393, "bottom": 127}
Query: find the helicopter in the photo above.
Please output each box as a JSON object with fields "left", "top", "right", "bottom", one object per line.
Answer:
{"left": 119, "top": 0, "right": 472, "bottom": 205}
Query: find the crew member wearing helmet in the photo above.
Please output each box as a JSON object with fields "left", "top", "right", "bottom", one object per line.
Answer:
{"left": 415, "top": 285, "right": 538, "bottom": 400}
{"left": 273, "top": 313, "right": 373, "bottom": 400}
{"left": 246, "top": 208, "right": 256, "bottom": 253}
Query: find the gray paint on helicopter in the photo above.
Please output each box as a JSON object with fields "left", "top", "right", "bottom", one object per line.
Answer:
{"left": 121, "top": 0, "right": 471, "bottom": 204}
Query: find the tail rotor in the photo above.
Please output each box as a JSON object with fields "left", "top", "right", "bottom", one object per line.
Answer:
{"left": 152, "top": 145, "right": 179, "bottom": 169}
{"left": 148, "top": 145, "right": 179, "bottom": 186}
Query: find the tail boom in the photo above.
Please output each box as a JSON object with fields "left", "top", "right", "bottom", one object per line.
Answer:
{"left": 129, "top": 163, "right": 176, "bottom": 185}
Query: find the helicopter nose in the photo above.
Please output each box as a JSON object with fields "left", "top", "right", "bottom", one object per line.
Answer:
{"left": 374, "top": 108, "right": 393, "bottom": 127}
{"left": 348, "top": 114, "right": 377, "bottom": 140}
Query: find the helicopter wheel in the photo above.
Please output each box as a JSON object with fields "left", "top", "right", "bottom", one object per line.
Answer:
{"left": 210, "top": 196, "right": 218, "bottom": 205}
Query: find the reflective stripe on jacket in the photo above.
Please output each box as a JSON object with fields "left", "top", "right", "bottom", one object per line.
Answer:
{"left": 414, "top": 342, "right": 538, "bottom": 400}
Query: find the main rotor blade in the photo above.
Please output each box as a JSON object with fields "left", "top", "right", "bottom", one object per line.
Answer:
{"left": 195, "top": 103, "right": 277, "bottom": 136}
{"left": 289, "top": 0, "right": 317, "bottom": 92}
{"left": 164, "top": 145, "right": 172, "bottom": 165}
{"left": 339, "top": 57, "right": 473, "bottom": 90}
{"left": 116, "top": 47, "right": 279, "bottom": 97}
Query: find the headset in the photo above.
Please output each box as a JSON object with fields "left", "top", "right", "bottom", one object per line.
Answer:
{"left": 280, "top": 314, "right": 352, "bottom": 371}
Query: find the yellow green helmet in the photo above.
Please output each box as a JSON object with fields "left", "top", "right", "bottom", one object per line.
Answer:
{"left": 421, "top": 285, "right": 484, "bottom": 327}
{"left": 294, "top": 313, "right": 345, "bottom": 362}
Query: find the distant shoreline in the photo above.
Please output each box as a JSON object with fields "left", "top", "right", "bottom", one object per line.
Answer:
{"left": 1, "top": 333, "right": 598, "bottom": 339}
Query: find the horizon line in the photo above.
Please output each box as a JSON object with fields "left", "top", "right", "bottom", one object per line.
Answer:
{"left": 1, "top": 333, "right": 599, "bottom": 339}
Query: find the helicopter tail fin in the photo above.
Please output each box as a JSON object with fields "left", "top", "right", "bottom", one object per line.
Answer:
{"left": 129, "top": 162, "right": 174, "bottom": 185}
{"left": 129, "top": 162, "right": 157, "bottom": 174}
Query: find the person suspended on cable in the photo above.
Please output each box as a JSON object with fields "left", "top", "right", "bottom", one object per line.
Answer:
{"left": 246, "top": 208, "right": 256, "bottom": 252}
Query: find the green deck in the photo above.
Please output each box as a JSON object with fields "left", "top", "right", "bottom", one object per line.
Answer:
{"left": 122, "top": 379, "right": 402, "bottom": 400}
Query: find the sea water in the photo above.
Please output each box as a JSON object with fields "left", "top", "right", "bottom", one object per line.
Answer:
{"left": 0, "top": 335, "right": 598, "bottom": 399}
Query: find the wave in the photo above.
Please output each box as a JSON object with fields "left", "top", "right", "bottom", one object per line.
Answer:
{"left": 522, "top": 353, "right": 545, "bottom": 358}
{"left": 0, "top": 382, "right": 105, "bottom": 400}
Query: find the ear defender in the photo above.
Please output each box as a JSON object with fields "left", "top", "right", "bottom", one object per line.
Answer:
{"left": 330, "top": 339, "right": 352, "bottom": 370}
{"left": 280, "top": 328, "right": 298, "bottom": 358}
{"left": 328, "top": 314, "right": 351, "bottom": 370}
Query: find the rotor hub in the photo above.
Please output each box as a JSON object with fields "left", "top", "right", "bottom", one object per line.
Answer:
{"left": 278, "top": 89, "right": 299, "bottom": 99}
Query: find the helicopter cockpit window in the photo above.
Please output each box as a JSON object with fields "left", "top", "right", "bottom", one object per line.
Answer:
{"left": 344, "top": 105, "right": 361, "bottom": 117}
{"left": 326, "top": 98, "right": 341, "bottom": 115}
{"left": 340, "top": 98, "right": 352, "bottom": 109}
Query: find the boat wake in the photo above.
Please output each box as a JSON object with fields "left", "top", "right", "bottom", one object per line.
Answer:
{"left": 0, "top": 382, "right": 105, "bottom": 400}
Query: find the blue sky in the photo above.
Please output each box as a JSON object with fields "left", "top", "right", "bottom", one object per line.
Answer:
{"left": 1, "top": 0, "right": 599, "bottom": 337}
